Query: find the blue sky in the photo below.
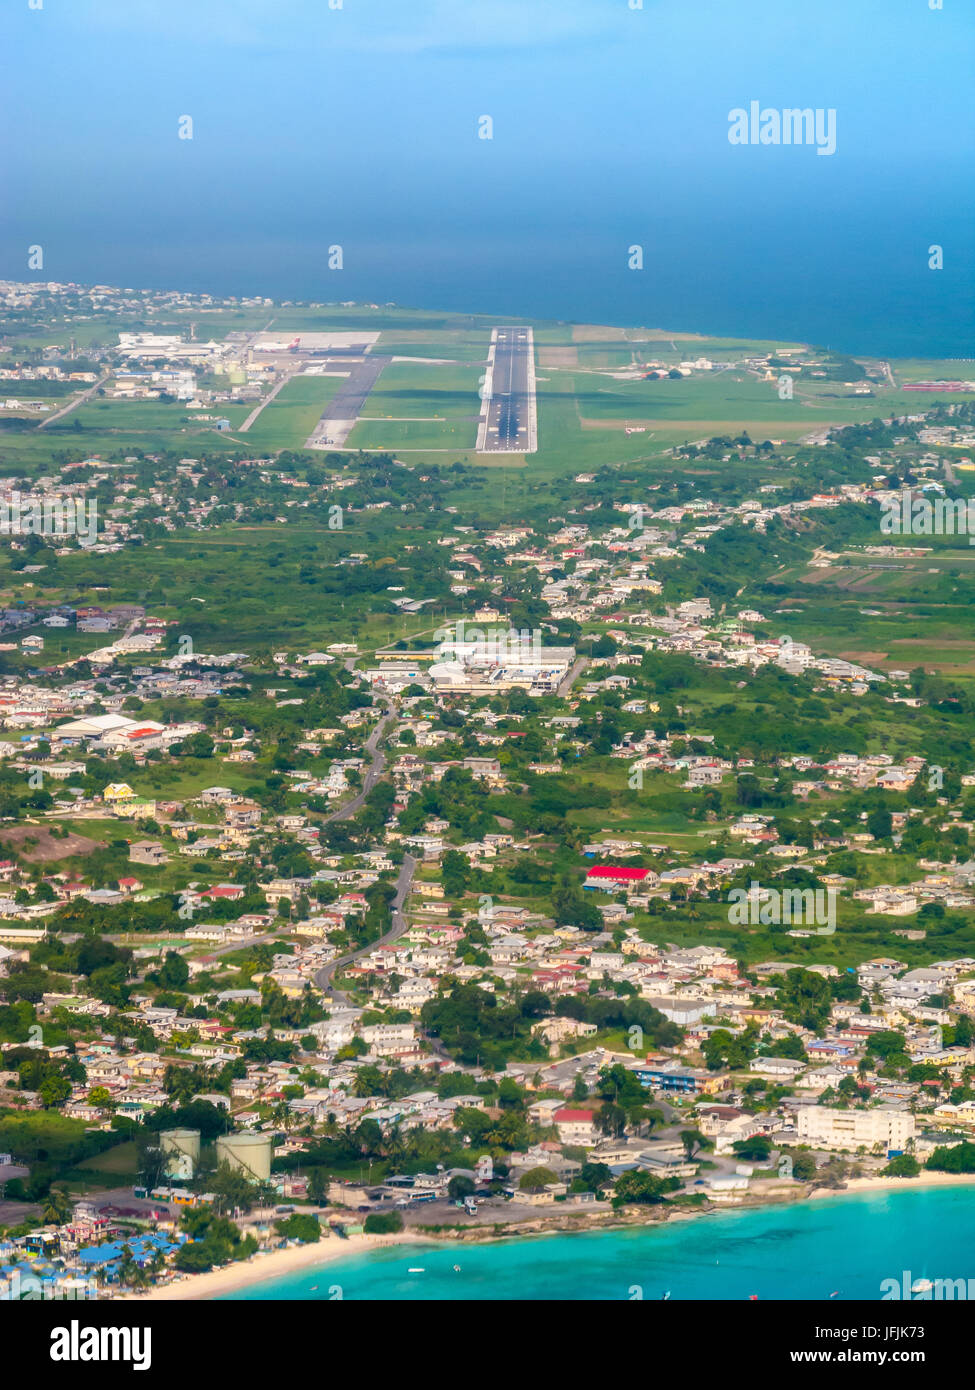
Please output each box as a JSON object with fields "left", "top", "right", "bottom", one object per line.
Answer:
{"left": 1, "top": 0, "right": 972, "bottom": 350}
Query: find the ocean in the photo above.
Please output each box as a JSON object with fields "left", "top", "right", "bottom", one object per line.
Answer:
{"left": 222, "top": 1185, "right": 975, "bottom": 1301}
{"left": 6, "top": 0, "right": 974, "bottom": 362}
{"left": 24, "top": 218, "right": 973, "bottom": 363}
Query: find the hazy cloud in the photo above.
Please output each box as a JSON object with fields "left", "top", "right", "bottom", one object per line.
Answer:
{"left": 69, "top": 0, "right": 621, "bottom": 54}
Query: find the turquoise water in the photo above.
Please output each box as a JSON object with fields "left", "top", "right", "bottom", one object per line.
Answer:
{"left": 223, "top": 1187, "right": 975, "bottom": 1301}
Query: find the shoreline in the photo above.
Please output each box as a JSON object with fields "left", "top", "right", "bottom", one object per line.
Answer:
{"left": 118, "top": 1232, "right": 427, "bottom": 1302}
{"left": 116, "top": 1171, "right": 975, "bottom": 1301}
{"left": 807, "top": 1171, "right": 975, "bottom": 1201}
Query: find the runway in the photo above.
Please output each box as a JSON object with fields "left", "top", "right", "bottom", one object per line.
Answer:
{"left": 305, "top": 355, "right": 391, "bottom": 449}
{"left": 476, "top": 326, "right": 537, "bottom": 453}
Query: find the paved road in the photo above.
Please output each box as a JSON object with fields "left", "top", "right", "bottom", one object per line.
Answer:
{"left": 321, "top": 699, "right": 396, "bottom": 825}
{"left": 477, "top": 327, "right": 536, "bottom": 453}
{"left": 556, "top": 655, "right": 588, "bottom": 698}
{"left": 305, "top": 355, "right": 391, "bottom": 450}
{"left": 238, "top": 366, "right": 300, "bottom": 432}
{"left": 314, "top": 852, "right": 417, "bottom": 1003}
{"left": 312, "top": 681, "right": 417, "bottom": 1003}
{"left": 37, "top": 373, "right": 111, "bottom": 429}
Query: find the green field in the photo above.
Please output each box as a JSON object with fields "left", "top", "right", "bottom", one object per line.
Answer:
{"left": 345, "top": 360, "right": 482, "bottom": 451}
{"left": 239, "top": 374, "right": 344, "bottom": 451}
{"left": 4, "top": 306, "right": 974, "bottom": 474}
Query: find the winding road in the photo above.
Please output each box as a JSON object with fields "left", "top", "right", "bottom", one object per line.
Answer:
{"left": 312, "top": 673, "right": 421, "bottom": 1002}
{"left": 321, "top": 696, "right": 396, "bottom": 825}
{"left": 314, "top": 852, "right": 417, "bottom": 1004}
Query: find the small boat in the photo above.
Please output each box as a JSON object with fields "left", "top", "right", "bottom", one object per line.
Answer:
{"left": 408, "top": 1267, "right": 425, "bottom": 1274}
{"left": 829, "top": 1291, "right": 839, "bottom": 1299}
{"left": 310, "top": 1285, "right": 318, "bottom": 1292}
{"left": 661, "top": 1291, "right": 671, "bottom": 1301}
{"left": 453, "top": 1265, "right": 461, "bottom": 1273}
{"left": 911, "top": 1278, "right": 933, "bottom": 1294}
{"left": 748, "top": 1294, "right": 759, "bottom": 1301}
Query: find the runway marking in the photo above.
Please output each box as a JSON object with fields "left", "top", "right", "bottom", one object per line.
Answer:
{"left": 476, "top": 327, "right": 537, "bottom": 454}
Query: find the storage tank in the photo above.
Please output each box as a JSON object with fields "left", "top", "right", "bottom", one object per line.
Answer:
{"left": 216, "top": 1132, "right": 272, "bottom": 1182}
{"left": 159, "top": 1129, "right": 201, "bottom": 1180}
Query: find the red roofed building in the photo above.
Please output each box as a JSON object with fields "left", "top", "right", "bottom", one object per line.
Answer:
{"left": 531, "top": 966, "right": 586, "bottom": 996}
{"left": 553, "top": 1108, "right": 597, "bottom": 1145}
{"left": 201, "top": 884, "right": 245, "bottom": 901}
{"left": 584, "top": 865, "right": 651, "bottom": 891}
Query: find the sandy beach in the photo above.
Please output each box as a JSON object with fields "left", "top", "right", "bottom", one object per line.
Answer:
{"left": 116, "top": 1172, "right": 975, "bottom": 1300}
{"left": 120, "top": 1232, "right": 426, "bottom": 1302}
{"left": 808, "top": 1171, "right": 975, "bottom": 1200}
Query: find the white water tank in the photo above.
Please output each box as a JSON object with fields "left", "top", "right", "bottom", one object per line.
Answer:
{"left": 216, "top": 1132, "right": 273, "bottom": 1182}
{"left": 160, "top": 1129, "right": 201, "bottom": 1179}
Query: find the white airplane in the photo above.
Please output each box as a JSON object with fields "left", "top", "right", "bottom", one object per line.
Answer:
{"left": 255, "top": 336, "right": 300, "bottom": 352}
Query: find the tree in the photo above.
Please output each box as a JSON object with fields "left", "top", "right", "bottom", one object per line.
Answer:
{"left": 596, "top": 1102, "right": 626, "bottom": 1138}
{"left": 116, "top": 1243, "right": 141, "bottom": 1288}
{"left": 678, "top": 1129, "right": 710, "bottom": 1160}
{"left": 517, "top": 1166, "right": 558, "bottom": 1192}
{"left": 42, "top": 1184, "right": 72, "bottom": 1226}
{"left": 137, "top": 1139, "right": 169, "bottom": 1192}
{"left": 731, "top": 1136, "right": 772, "bottom": 1162}
{"left": 550, "top": 878, "right": 603, "bottom": 932}
{"left": 307, "top": 1167, "right": 329, "bottom": 1206}
{"left": 883, "top": 1154, "right": 920, "bottom": 1178}
{"left": 363, "top": 1210, "right": 403, "bottom": 1234}
{"left": 178, "top": 733, "right": 215, "bottom": 759}
{"left": 573, "top": 1162, "right": 611, "bottom": 1193}
{"left": 926, "top": 1141, "right": 975, "bottom": 1174}
{"left": 441, "top": 850, "right": 470, "bottom": 899}
{"left": 775, "top": 968, "right": 835, "bottom": 1032}
{"left": 87, "top": 1085, "right": 115, "bottom": 1113}
{"left": 703, "top": 1028, "right": 753, "bottom": 1072}
{"left": 38, "top": 1075, "right": 71, "bottom": 1110}
{"left": 866, "top": 1030, "right": 907, "bottom": 1061}
{"left": 274, "top": 1213, "right": 321, "bottom": 1243}
{"left": 174, "top": 1241, "right": 217, "bottom": 1273}
{"left": 158, "top": 951, "right": 190, "bottom": 991}
{"left": 447, "top": 1175, "right": 476, "bottom": 1201}
{"left": 611, "top": 1170, "right": 680, "bottom": 1208}
{"left": 791, "top": 1151, "right": 818, "bottom": 1181}
{"left": 210, "top": 1160, "right": 259, "bottom": 1215}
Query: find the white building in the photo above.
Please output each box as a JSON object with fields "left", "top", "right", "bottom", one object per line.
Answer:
{"left": 797, "top": 1105, "right": 914, "bottom": 1154}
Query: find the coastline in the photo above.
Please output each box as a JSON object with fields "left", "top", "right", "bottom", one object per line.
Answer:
{"left": 119, "top": 1232, "right": 427, "bottom": 1302}
{"left": 807, "top": 1171, "right": 975, "bottom": 1201}
{"left": 115, "top": 1172, "right": 975, "bottom": 1301}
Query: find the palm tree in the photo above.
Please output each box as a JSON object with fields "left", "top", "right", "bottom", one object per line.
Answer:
{"left": 42, "top": 1185, "right": 72, "bottom": 1226}
{"left": 382, "top": 1126, "right": 408, "bottom": 1167}
{"left": 117, "top": 1244, "right": 139, "bottom": 1289}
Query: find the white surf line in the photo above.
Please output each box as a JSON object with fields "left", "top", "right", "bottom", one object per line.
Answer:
{"left": 475, "top": 331, "right": 498, "bottom": 452}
